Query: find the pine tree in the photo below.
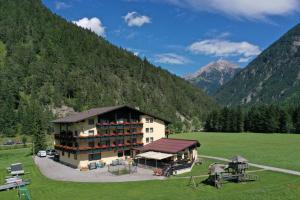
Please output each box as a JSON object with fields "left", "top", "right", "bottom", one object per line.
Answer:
{"left": 32, "top": 119, "right": 47, "bottom": 154}
{"left": 211, "top": 110, "right": 220, "bottom": 132}
{"left": 204, "top": 113, "right": 213, "bottom": 132}
{"left": 220, "top": 107, "right": 230, "bottom": 132}
{"left": 293, "top": 107, "right": 300, "bottom": 134}
{"left": 278, "top": 109, "right": 289, "bottom": 133}
{"left": 236, "top": 106, "right": 244, "bottom": 132}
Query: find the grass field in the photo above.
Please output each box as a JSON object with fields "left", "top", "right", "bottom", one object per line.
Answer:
{"left": 0, "top": 133, "right": 300, "bottom": 200}
{"left": 172, "top": 132, "right": 300, "bottom": 171}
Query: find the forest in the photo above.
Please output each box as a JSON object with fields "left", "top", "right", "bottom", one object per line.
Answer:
{"left": 0, "top": 0, "right": 216, "bottom": 138}
{"left": 204, "top": 105, "right": 300, "bottom": 133}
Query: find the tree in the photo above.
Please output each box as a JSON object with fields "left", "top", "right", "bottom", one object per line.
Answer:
{"left": 236, "top": 106, "right": 244, "bottom": 132}
{"left": 278, "top": 109, "right": 289, "bottom": 133}
{"left": 32, "top": 120, "right": 47, "bottom": 154}
{"left": 293, "top": 107, "right": 300, "bottom": 134}
{"left": 22, "top": 135, "right": 27, "bottom": 147}
{"left": 211, "top": 110, "right": 220, "bottom": 132}
{"left": 220, "top": 107, "right": 230, "bottom": 132}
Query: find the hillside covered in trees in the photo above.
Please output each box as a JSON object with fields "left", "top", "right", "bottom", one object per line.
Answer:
{"left": 214, "top": 23, "right": 300, "bottom": 106}
{"left": 0, "top": 0, "right": 218, "bottom": 136}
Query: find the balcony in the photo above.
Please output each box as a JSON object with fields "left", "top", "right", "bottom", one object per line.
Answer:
{"left": 54, "top": 142, "right": 143, "bottom": 153}
{"left": 54, "top": 134, "right": 76, "bottom": 141}
{"left": 96, "top": 122, "right": 143, "bottom": 128}
{"left": 74, "top": 132, "right": 143, "bottom": 140}
{"left": 54, "top": 132, "right": 143, "bottom": 142}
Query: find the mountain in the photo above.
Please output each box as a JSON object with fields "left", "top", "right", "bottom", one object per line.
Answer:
{"left": 184, "top": 59, "right": 241, "bottom": 95}
{"left": 0, "top": 0, "right": 218, "bottom": 135}
{"left": 214, "top": 23, "right": 300, "bottom": 106}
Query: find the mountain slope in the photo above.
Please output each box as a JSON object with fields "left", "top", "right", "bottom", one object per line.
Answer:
{"left": 184, "top": 59, "right": 240, "bottom": 95}
{"left": 0, "top": 0, "right": 217, "bottom": 133}
{"left": 214, "top": 24, "right": 300, "bottom": 106}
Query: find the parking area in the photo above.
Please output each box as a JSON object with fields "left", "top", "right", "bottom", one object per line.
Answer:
{"left": 34, "top": 156, "right": 165, "bottom": 182}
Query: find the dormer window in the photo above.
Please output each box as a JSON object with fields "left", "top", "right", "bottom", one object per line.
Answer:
{"left": 146, "top": 118, "right": 153, "bottom": 123}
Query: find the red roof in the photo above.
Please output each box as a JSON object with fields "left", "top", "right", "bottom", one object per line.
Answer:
{"left": 138, "top": 138, "right": 200, "bottom": 154}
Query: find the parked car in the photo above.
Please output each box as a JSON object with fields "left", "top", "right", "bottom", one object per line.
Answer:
{"left": 46, "top": 149, "right": 56, "bottom": 156}
{"left": 3, "top": 140, "right": 15, "bottom": 145}
{"left": 15, "top": 141, "right": 22, "bottom": 145}
{"left": 53, "top": 153, "right": 60, "bottom": 162}
{"left": 37, "top": 150, "right": 47, "bottom": 157}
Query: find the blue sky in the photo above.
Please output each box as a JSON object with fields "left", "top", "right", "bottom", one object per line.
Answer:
{"left": 43, "top": 0, "right": 300, "bottom": 76}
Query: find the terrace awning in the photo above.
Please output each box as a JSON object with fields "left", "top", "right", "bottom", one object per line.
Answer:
{"left": 136, "top": 151, "right": 173, "bottom": 160}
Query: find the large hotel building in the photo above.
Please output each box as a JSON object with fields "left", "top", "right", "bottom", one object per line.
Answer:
{"left": 52, "top": 105, "right": 171, "bottom": 168}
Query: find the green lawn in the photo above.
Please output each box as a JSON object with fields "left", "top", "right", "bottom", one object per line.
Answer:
{"left": 0, "top": 133, "right": 300, "bottom": 200}
{"left": 172, "top": 132, "right": 300, "bottom": 171}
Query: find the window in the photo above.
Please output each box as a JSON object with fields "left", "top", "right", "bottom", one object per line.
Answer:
{"left": 146, "top": 118, "right": 153, "bottom": 123}
{"left": 88, "top": 119, "right": 95, "bottom": 125}
{"left": 117, "top": 139, "right": 124, "bottom": 145}
{"left": 88, "top": 130, "right": 94, "bottom": 136}
{"left": 150, "top": 137, "right": 154, "bottom": 142}
{"left": 150, "top": 128, "right": 153, "bottom": 133}
{"left": 68, "top": 152, "right": 70, "bottom": 158}
{"left": 146, "top": 128, "right": 153, "bottom": 133}
{"left": 118, "top": 151, "right": 123, "bottom": 157}
{"left": 146, "top": 137, "right": 149, "bottom": 143}
{"left": 74, "top": 154, "right": 77, "bottom": 160}
{"left": 132, "top": 138, "right": 137, "bottom": 143}
{"left": 146, "top": 128, "right": 149, "bottom": 133}
{"left": 124, "top": 150, "right": 131, "bottom": 156}
{"left": 88, "top": 153, "right": 101, "bottom": 161}
{"left": 88, "top": 141, "right": 95, "bottom": 147}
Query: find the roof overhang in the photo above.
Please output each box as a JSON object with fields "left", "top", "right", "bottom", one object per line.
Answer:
{"left": 135, "top": 151, "right": 174, "bottom": 160}
{"left": 51, "top": 105, "right": 171, "bottom": 124}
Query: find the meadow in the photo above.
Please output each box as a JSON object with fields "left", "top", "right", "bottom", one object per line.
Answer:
{"left": 0, "top": 133, "right": 300, "bottom": 200}
{"left": 172, "top": 132, "right": 300, "bottom": 171}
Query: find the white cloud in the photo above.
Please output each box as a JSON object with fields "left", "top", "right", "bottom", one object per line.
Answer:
{"left": 164, "top": 0, "right": 299, "bottom": 20}
{"left": 155, "top": 53, "right": 191, "bottom": 65}
{"left": 55, "top": 1, "right": 70, "bottom": 10}
{"left": 126, "top": 48, "right": 140, "bottom": 56}
{"left": 188, "top": 39, "right": 261, "bottom": 59}
{"left": 238, "top": 57, "right": 252, "bottom": 63}
{"left": 124, "top": 12, "right": 151, "bottom": 27}
{"left": 73, "top": 17, "right": 106, "bottom": 37}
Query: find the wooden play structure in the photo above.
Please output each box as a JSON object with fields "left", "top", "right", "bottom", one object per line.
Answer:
{"left": 205, "top": 156, "right": 259, "bottom": 188}
{"left": 188, "top": 155, "right": 259, "bottom": 189}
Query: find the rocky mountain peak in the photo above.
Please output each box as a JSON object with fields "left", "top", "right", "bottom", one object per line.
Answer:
{"left": 183, "top": 59, "right": 241, "bottom": 95}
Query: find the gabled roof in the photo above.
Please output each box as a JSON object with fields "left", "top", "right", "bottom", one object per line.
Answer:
{"left": 231, "top": 155, "right": 248, "bottom": 163}
{"left": 51, "top": 105, "right": 170, "bottom": 124}
{"left": 137, "top": 138, "right": 200, "bottom": 154}
{"left": 208, "top": 164, "right": 226, "bottom": 174}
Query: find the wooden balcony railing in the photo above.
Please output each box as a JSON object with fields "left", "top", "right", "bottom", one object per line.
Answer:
{"left": 54, "top": 142, "right": 144, "bottom": 152}
{"left": 96, "top": 122, "right": 143, "bottom": 126}
{"left": 55, "top": 132, "right": 143, "bottom": 140}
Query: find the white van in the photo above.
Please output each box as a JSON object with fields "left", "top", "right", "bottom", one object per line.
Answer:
{"left": 37, "top": 150, "right": 47, "bottom": 157}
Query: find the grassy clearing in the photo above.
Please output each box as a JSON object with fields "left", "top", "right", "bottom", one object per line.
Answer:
{"left": 0, "top": 133, "right": 300, "bottom": 200}
{"left": 172, "top": 132, "right": 300, "bottom": 171}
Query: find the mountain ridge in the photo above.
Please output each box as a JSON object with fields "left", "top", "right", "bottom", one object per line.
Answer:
{"left": 184, "top": 59, "right": 241, "bottom": 95}
{"left": 214, "top": 23, "right": 300, "bottom": 106}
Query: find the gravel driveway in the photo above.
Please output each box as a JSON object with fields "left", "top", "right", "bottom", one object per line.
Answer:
{"left": 34, "top": 156, "right": 165, "bottom": 182}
